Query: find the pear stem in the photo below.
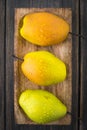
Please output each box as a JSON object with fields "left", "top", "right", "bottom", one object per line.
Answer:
{"left": 12, "top": 55, "right": 24, "bottom": 61}
{"left": 67, "top": 111, "right": 82, "bottom": 121}
{"left": 67, "top": 111, "right": 72, "bottom": 115}
{"left": 69, "top": 32, "right": 85, "bottom": 39}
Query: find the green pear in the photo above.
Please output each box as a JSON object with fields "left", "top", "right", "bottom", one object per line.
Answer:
{"left": 19, "top": 89, "right": 67, "bottom": 124}
{"left": 21, "top": 51, "right": 66, "bottom": 86}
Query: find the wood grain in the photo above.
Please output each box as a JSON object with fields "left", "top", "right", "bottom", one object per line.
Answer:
{"left": 0, "top": 0, "right": 5, "bottom": 130}
{"left": 14, "top": 8, "right": 72, "bottom": 125}
{"left": 80, "top": 0, "right": 87, "bottom": 129}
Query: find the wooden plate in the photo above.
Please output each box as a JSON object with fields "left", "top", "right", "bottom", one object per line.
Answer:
{"left": 14, "top": 8, "right": 72, "bottom": 125}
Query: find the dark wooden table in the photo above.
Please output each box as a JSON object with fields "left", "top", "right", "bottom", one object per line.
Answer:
{"left": 0, "top": 0, "right": 87, "bottom": 130}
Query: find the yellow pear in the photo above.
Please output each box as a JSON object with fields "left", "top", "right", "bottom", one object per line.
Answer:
{"left": 19, "top": 89, "right": 67, "bottom": 124}
{"left": 21, "top": 51, "right": 66, "bottom": 86}
{"left": 20, "top": 12, "right": 69, "bottom": 46}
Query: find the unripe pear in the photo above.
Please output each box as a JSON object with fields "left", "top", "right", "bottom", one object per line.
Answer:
{"left": 19, "top": 89, "right": 67, "bottom": 124}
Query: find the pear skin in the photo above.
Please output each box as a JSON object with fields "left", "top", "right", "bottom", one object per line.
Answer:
{"left": 21, "top": 51, "right": 66, "bottom": 86}
{"left": 19, "top": 89, "right": 67, "bottom": 124}
{"left": 20, "top": 12, "right": 69, "bottom": 46}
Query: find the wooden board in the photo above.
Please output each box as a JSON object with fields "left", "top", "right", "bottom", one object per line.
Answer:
{"left": 14, "top": 8, "right": 72, "bottom": 125}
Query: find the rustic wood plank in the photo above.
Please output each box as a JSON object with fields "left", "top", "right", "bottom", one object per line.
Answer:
{"left": 80, "top": 0, "right": 87, "bottom": 130}
{"left": 71, "top": 1, "right": 80, "bottom": 130}
{"left": 14, "top": 8, "right": 72, "bottom": 125}
{"left": 0, "top": 0, "right": 5, "bottom": 130}
{"left": 15, "top": 0, "right": 72, "bottom": 8}
{"left": 6, "top": 1, "right": 14, "bottom": 130}
{"left": 6, "top": 0, "right": 79, "bottom": 130}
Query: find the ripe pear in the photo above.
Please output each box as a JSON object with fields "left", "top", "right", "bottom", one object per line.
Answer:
{"left": 19, "top": 89, "right": 67, "bottom": 124}
{"left": 20, "top": 12, "right": 69, "bottom": 46}
{"left": 21, "top": 51, "right": 66, "bottom": 86}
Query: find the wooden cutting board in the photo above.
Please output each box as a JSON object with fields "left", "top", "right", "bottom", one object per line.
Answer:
{"left": 14, "top": 8, "right": 72, "bottom": 125}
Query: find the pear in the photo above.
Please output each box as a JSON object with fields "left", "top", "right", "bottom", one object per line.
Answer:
{"left": 21, "top": 51, "right": 66, "bottom": 86}
{"left": 20, "top": 12, "right": 69, "bottom": 46}
{"left": 19, "top": 89, "right": 67, "bottom": 124}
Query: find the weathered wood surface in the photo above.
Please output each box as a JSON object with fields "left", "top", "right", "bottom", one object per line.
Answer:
{"left": 0, "top": 0, "right": 5, "bottom": 130}
{"left": 14, "top": 8, "right": 72, "bottom": 125}
{"left": 80, "top": 0, "right": 87, "bottom": 129}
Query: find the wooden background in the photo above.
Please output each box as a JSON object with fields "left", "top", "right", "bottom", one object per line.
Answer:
{"left": 0, "top": 0, "right": 87, "bottom": 130}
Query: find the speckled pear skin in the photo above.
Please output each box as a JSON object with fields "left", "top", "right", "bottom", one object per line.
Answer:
{"left": 21, "top": 51, "right": 66, "bottom": 86}
{"left": 19, "top": 89, "right": 67, "bottom": 124}
{"left": 20, "top": 12, "right": 70, "bottom": 46}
